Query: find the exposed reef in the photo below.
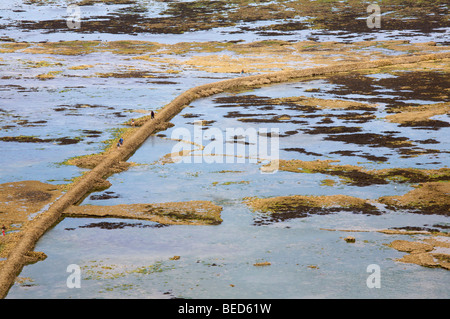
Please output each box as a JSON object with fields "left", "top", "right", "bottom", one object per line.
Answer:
{"left": 320, "top": 228, "right": 450, "bottom": 270}
{"left": 266, "top": 159, "right": 450, "bottom": 187}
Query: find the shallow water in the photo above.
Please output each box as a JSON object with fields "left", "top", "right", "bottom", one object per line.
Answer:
{"left": 7, "top": 75, "right": 450, "bottom": 299}
{"left": 8, "top": 209, "right": 449, "bottom": 299}
{"left": 1, "top": 0, "right": 449, "bottom": 299}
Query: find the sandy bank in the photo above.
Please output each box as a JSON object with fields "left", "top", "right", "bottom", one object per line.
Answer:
{"left": 385, "top": 102, "right": 450, "bottom": 124}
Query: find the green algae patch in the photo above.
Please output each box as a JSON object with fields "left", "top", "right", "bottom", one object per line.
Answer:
{"left": 98, "top": 40, "right": 161, "bottom": 55}
{"left": 2, "top": 40, "right": 449, "bottom": 80}
{"left": 65, "top": 153, "right": 133, "bottom": 173}
{"left": 22, "top": 41, "right": 101, "bottom": 55}
{"left": 320, "top": 179, "right": 336, "bottom": 187}
{"left": 62, "top": 126, "right": 134, "bottom": 168}
{"left": 1, "top": 41, "right": 449, "bottom": 297}
{"left": 19, "top": 39, "right": 437, "bottom": 75}
{"left": 13, "top": 0, "right": 450, "bottom": 38}
{"left": 36, "top": 71, "right": 63, "bottom": 80}
{"left": 64, "top": 200, "right": 223, "bottom": 226}
{"left": 61, "top": 126, "right": 141, "bottom": 173}
{"left": 213, "top": 181, "right": 250, "bottom": 186}
{"left": 0, "top": 42, "right": 31, "bottom": 53}
{"left": 22, "top": 60, "right": 63, "bottom": 68}
{"left": 0, "top": 135, "right": 81, "bottom": 145}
